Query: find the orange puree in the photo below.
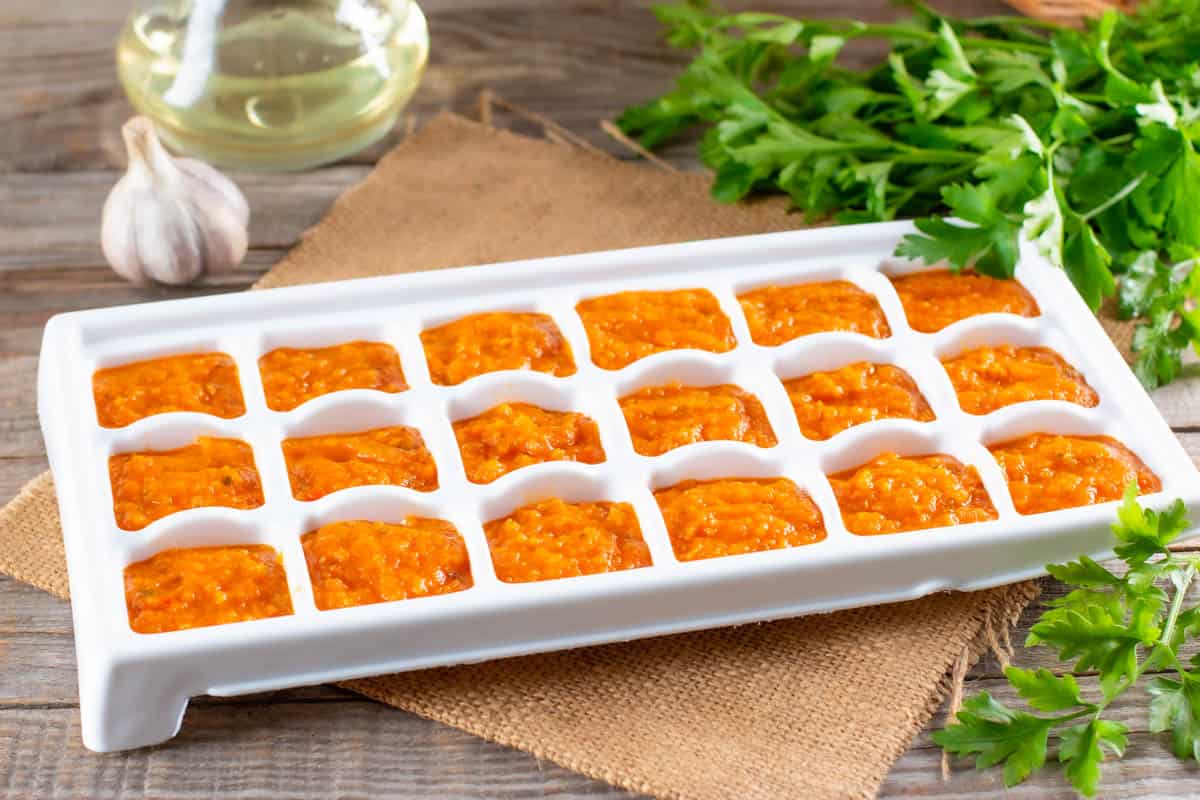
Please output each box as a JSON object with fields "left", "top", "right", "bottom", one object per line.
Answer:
{"left": 421, "top": 312, "right": 576, "bottom": 386}
{"left": 576, "top": 289, "right": 736, "bottom": 369}
{"left": 784, "top": 362, "right": 934, "bottom": 441}
{"left": 94, "top": 352, "right": 245, "bottom": 428}
{"left": 484, "top": 498, "right": 651, "bottom": 583}
{"left": 453, "top": 403, "right": 604, "bottom": 484}
{"left": 125, "top": 545, "right": 292, "bottom": 634}
{"left": 282, "top": 426, "right": 438, "bottom": 501}
{"left": 890, "top": 270, "right": 1040, "bottom": 333}
{"left": 654, "top": 477, "right": 825, "bottom": 561}
{"left": 110, "top": 437, "right": 264, "bottom": 531}
{"left": 829, "top": 452, "right": 997, "bottom": 535}
{"left": 619, "top": 383, "right": 776, "bottom": 456}
{"left": 738, "top": 281, "right": 891, "bottom": 345}
{"left": 302, "top": 518, "right": 472, "bottom": 610}
{"left": 259, "top": 341, "right": 406, "bottom": 412}
{"left": 989, "top": 434, "right": 1161, "bottom": 515}
{"left": 942, "top": 345, "right": 1098, "bottom": 415}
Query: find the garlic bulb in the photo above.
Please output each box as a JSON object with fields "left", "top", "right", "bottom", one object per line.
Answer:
{"left": 101, "top": 117, "right": 249, "bottom": 285}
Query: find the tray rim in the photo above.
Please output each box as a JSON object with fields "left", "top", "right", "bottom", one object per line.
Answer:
{"left": 38, "top": 219, "right": 1200, "bottom": 750}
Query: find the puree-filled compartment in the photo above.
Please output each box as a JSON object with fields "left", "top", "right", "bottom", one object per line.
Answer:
{"left": 302, "top": 518, "right": 472, "bottom": 610}
{"left": 941, "top": 345, "right": 1098, "bottom": 415}
{"left": 124, "top": 544, "right": 293, "bottom": 634}
{"left": 576, "top": 289, "right": 736, "bottom": 370}
{"left": 654, "top": 477, "right": 826, "bottom": 561}
{"left": 483, "top": 498, "right": 651, "bottom": 583}
{"left": 890, "top": 270, "right": 1040, "bottom": 333}
{"left": 829, "top": 452, "right": 997, "bottom": 535}
{"left": 259, "top": 340, "right": 407, "bottom": 412}
{"left": 988, "top": 433, "right": 1161, "bottom": 515}
{"left": 453, "top": 402, "right": 604, "bottom": 484}
{"left": 282, "top": 426, "right": 438, "bottom": 501}
{"left": 783, "top": 362, "right": 934, "bottom": 441}
{"left": 620, "top": 382, "right": 776, "bottom": 456}
{"left": 110, "top": 437, "right": 264, "bottom": 531}
{"left": 420, "top": 311, "right": 576, "bottom": 386}
{"left": 94, "top": 352, "right": 245, "bottom": 428}
{"left": 737, "top": 281, "right": 891, "bottom": 346}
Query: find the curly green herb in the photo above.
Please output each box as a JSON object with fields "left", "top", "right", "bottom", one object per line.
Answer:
{"left": 934, "top": 486, "right": 1200, "bottom": 795}
{"left": 619, "top": 0, "right": 1200, "bottom": 388}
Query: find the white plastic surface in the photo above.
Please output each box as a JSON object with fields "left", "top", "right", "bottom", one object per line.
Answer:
{"left": 38, "top": 221, "right": 1200, "bottom": 752}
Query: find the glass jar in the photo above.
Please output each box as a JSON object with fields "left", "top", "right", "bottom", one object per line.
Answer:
{"left": 117, "top": 0, "right": 429, "bottom": 171}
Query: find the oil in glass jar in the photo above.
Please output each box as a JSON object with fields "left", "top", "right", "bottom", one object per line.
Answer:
{"left": 116, "top": 0, "right": 429, "bottom": 171}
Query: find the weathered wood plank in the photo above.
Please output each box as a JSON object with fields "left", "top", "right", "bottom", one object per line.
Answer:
{"left": 0, "top": 357, "right": 51, "bottom": 459}
{"left": 0, "top": 0, "right": 1015, "bottom": 173}
{"left": 884, "top": 729, "right": 1200, "bottom": 799}
{"left": 1, "top": 169, "right": 363, "bottom": 266}
{"left": 1141, "top": 365, "right": 1200, "bottom": 431}
{"left": 3, "top": 0, "right": 1196, "bottom": 796}
{"left": 0, "top": 457, "right": 48, "bottom": 500}
{"left": 0, "top": 266, "right": 274, "bottom": 359}
{"left": 10, "top": 697, "right": 1199, "bottom": 800}
{"left": 0, "top": 4, "right": 677, "bottom": 172}
{"left": 0, "top": 702, "right": 641, "bottom": 799}
{"left": 0, "top": 580, "right": 1195, "bottom": 800}
{"left": 3, "top": 425, "right": 1195, "bottom": 795}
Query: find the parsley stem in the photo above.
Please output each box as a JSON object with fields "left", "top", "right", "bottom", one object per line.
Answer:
{"left": 892, "top": 150, "right": 976, "bottom": 164}
{"left": 1052, "top": 708, "right": 1099, "bottom": 726}
{"left": 1136, "top": 36, "right": 1188, "bottom": 55}
{"left": 800, "top": 20, "right": 1054, "bottom": 55}
{"left": 1065, "top": 34, "right": 1186, "bottom": 90}
{"left": 890, "top": 162, "right": 976, "bottom": 209}
{"left": 1056, "top": 559, "right": 1199, "bottom": 732}
{"left": 1079, "top": 173, "right": 1145, "bottom": 221}
{"left": 958, "top": 37, "right": 1052, "bottom": 55}
{"left": 966, "top": 15, "right": 1063, "bottom": 32}
{"left": 1159, "top": 563, "right": 1196, "bottom": 649}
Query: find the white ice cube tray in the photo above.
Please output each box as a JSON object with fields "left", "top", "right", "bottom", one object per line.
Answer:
{"left": 38, "top": 221, "right": 1200, "bottom": 753}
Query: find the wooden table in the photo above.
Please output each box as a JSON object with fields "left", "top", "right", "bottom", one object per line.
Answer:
{"left": 5, "top": 1, "right": 1200, "bottom": 796}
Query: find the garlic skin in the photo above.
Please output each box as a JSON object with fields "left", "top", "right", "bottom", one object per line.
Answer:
{"left": 102, "top": 116, "right": 250, "bottom": 286}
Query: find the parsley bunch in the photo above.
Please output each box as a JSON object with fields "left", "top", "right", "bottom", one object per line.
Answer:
{"left": 618, "top": 0, "right": 1200, "bottom": 388}
{"left": 935, "top": 487, "right": 1200, "bottom": 795}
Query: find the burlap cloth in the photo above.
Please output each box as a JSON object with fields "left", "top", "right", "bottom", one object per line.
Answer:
{"left": 0, "top": 112, "right": 1046, "bottom": 800}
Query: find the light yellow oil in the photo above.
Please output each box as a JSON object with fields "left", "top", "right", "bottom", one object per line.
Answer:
{"left": 117, "top": 0, "right": 429, "bottom": 171}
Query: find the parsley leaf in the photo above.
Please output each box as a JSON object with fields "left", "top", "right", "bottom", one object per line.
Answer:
{"left": 1046, "top": 555, "right": 1121, "bottom": 588}
{"left": 1063, "top": 223, "right": 1115, "bottom": 311}
{"left": 932, "top": 488, "right": 1200, "bottom": 795}
{"left": 1148, "top": 674, "right": 1200, "bottom": 760}
{"left": 1026, "top": 605, "right": 1150, "bottom": 697}
{"left": 1059, "top": 719, "right": 1128, "bottom": 797}
{"left": 896, "top": 216, "right": 1018, "bottom": 275}
{"left": 1112, "top": 483, "right": 1189, "bottom": 562}
{"left": 1006, "top": 667, "right": 1088, "bottom": 712}
{"left": 931, "top": 692, "right": 1053, "bottom": 786}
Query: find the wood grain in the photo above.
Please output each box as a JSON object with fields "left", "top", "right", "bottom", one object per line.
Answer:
{"left": 5, "top": 567, "right": 1200, "bottom": 799}
{"left": 0, "top": 0, "right": 1016, "bottom": 173}
{"left": 5, "top": 0, "right": 1199, "bottom": 796}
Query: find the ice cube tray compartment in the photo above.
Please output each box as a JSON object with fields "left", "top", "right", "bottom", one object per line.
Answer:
{"left": 39, "top": 221, "right": 1200, "bottom": 752}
